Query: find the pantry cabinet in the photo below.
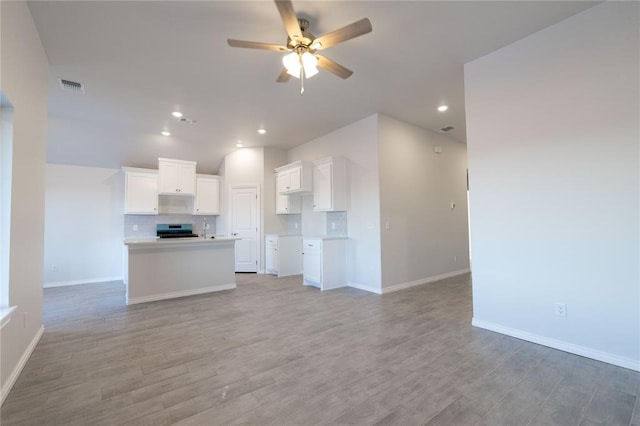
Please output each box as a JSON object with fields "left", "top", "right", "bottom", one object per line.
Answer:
{"left": 275, "top": 161, "right": 313, "bottom": 194}
{"left": 194, "top": 175, "right": 220, "bottom": 215}
{"left": 124, "top": 168, "right": 158, "bottom": 215}
{"left": 313, "top": 157, "right": 347, "bottom": 212}
{"left": 265, "top": 235, "right": 302, "bottom": 277}
{"left": 158, "top": 158, "right": 196, "bottom": 195}
{"left": 302, "top": 237, "right": 347, "bottom": 290}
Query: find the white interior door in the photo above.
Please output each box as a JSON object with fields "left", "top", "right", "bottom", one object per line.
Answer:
{"left": 230, "top": 186, "right": 259, "bottom": 272}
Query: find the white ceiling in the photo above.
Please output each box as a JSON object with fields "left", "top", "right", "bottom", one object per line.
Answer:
{"left": 28, "top": 1, "right": 599, "bottom": 174}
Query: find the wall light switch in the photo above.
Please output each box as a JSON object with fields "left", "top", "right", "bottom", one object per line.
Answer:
{"left": 385, "top": 221, "right": 391, "bottom": 230}
{"left": 133, "top": 225, "right": 139, "bottom": 231}
{"left": 331, "top": 222, "right": 336, "bottom": 230}
{"left": 450, "top": 202, "right": 456, "bottom": 210}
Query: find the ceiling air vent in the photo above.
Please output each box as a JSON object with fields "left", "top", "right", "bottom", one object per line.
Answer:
{"left": 58, "top": 78, "right": 85, "bottom": 94}
{"left": 440, "top": 126, "right": 454, "bottom": 132}
{"left": 178, "top": 117, "right": 197, "bottom": 124}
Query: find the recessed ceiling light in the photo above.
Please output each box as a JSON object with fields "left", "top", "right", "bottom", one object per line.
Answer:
{"left": 236, "top": 143, "right": 244, "bottom": 148}
{"left": 257, "top": 128, "right": 266, "bottom": 135}
{"left": 437, "top": 105, "right": 448, "bottom": 112}
{"left": 161, "top": 131, "right": 171, "bottom": 136}
{"left": 172, "top": 111, "right": 183, "bottom": 118}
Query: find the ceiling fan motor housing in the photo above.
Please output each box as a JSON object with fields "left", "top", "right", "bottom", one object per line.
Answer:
{"left": 287, "top": 28, "right": 317, "bottom": 51}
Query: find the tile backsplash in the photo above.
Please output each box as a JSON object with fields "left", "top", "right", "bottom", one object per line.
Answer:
{"left": 124, "top": 214, "right": 217, "bottom": 238}
{"left": 286, "top": 214, "right": 302, "bottom": 234}
{"left": 327, "top": 211, "right": 348, "bottom": 236}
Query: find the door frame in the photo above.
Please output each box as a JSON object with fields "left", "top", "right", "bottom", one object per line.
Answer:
{"left": 228, "top": 184, "right": 261, "bottom": 273}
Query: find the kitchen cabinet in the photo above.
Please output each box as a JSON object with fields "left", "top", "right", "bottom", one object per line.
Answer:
{"left": 313, "top": 157, "right": 347, "bottom": 212}
{"left": 194, "top": 175, "right": 220, "bottom": 215}
{"left": 302, "top": 237, "right": 347, "bottom": 290}
{"left": 158, "top": 158, "right": 196, "bottom": 195}
{"left": 276, "top": 191, "right": 301, "bottom": 214}
{"left": 265, "top": 234, "right": 302, "bottom": 277}
{"left": 275, "top": 161, "right": 313, "bottom": 194}
{"left": 124, "top": 168, "right": 158, "bottom": 215}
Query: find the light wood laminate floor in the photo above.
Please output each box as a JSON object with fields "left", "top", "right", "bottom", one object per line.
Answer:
{"left": 1, "top": 273, "right": 638, "bottom": 425}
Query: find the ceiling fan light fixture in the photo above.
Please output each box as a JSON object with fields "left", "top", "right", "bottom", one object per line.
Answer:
{"left": 283, "top": 51, "right": 318, "bottom": 79}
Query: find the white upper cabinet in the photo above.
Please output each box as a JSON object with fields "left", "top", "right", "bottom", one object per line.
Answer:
{"left": 194, "top": 175, "right": 220, "bottom": 215}
{"left": 124, "top": 168, "right": 158, "bottom": 215}
{"left": 313, "top": 157, "right": 347, "bottom": 212}
{"left": 158, "top": 158, "right": 196, "bottom": 195}
{"left": 275, "top": 189, "right": 301, "bottom": 215}
{"left": 275, "top": 161, "right": 313, "bottom": 194}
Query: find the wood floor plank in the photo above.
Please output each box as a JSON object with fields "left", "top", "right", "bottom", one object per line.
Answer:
{"left": 1, "top": 272, "right": 636, "bottom": 425}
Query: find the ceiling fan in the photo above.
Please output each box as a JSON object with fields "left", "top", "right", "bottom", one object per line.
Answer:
{"left": 227, "top": 0, "right": 372, "bottom": 94}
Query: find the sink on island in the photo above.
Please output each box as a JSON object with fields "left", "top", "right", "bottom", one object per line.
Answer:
{"left": 123, "top": 237, "right": 237, "bottom": 305}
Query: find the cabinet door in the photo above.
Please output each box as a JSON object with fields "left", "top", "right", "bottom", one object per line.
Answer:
{"left": 178, "top": 163, "right": 196, "bottom": 195}
{"left": 158, "top": 161, "right": 180, "bottom": 194}
{"left": 276, "top": 192, "right": 289, "bottom": 214}
{"left": 303, "top": 241, "right": 322, "bottom": 285}
{"left": 125, "top": 172, "right": 158, "bottom": 214}
{"left": 288, "top": 167, "right": 301, "bottom": 191}
{"left": 313, "top": 162, "right": 333, "bottom": 210}
{"left": 265, "top": 237, "right": 279, "bottom": 274}
{"left": 194, "top": 177, "right": 219, "bottom": 215}
{"left": 276, "top": 172, "right": 290, "bottom": 194}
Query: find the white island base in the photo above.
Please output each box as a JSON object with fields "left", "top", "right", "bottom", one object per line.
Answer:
{"left": 124, "top": 238, "right": 236, "bottom": 305}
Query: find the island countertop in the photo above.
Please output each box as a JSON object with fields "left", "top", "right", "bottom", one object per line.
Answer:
{"left": 124, "top": 237, "right": 238, "bottom": 247}
{"left": 123, "top": 237, "right": 238, "bottom": 304}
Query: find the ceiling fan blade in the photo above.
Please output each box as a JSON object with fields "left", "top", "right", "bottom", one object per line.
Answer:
{"left": 274, "top": 0, "right": 303, "bottom": 43}
{"left": 276, "top": 69, "right": 291, "bottom": 83}
{"left": 313, "top": 18, "right": 372, "bottom": 50}
{"left": 316, "top": 55, "right": 353, "bottom": 79}
{"left": 227, "top": 39, "right": 289, "bottom": 52}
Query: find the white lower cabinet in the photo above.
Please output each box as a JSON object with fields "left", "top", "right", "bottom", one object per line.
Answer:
{"left": 302, "top": 238, "right": 347, "bottom": 290}
{"left": 265, "top": 235, "right": 302, "bottom": 277}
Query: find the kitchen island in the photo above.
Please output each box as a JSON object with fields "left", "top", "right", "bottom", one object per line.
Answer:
{"left": 124, "top": 237, "right": 236, "bottom": 305}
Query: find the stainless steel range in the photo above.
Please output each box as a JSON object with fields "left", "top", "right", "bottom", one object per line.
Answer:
{"left": 156, "top": 224, "right": 199, "bottom": 239}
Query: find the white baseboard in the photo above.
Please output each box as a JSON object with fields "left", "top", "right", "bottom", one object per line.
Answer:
{"left": 44, "top": 276, "right": 123, "bottom": 288}
{"left": 1, "top": 325, "right": 45, "bottom": 405}
{"left": 382, "top": 269, "right": 471, "bottom": 294}
{"left": 348, "top": 281, "right": 382, "bottom": 294}
{"left": 126, "top": 283, "right": 236, "bottom": 305}
{"left": 472, "top": 318, "right": 640, "bottom": 372}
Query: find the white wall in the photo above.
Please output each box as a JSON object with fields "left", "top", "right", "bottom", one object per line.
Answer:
{"left": 465, "top": 2, "right": 639, "bottom": 370}
{"left": 44, "top": 165, "right": 124, "bottom": 286}
{"left": 288, "top": 114, "right": 382, "bottom": 292}
{"left": 263, "top": 147, "right": 289, "bottom": 235}
{"left": 217, "top": 147, "right": 262, "bottom": 237}
{"left": 378, "top": 115, "right": 469, "bottom": 290}
{"left": 0, "top": 1, "right": 49, "bottom": 401}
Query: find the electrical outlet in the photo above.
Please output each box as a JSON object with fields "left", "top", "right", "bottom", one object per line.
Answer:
{"left": 331, "top": 222, "right": 336, "bottom": 230}
{"left": 555, "top": 303, "right": 567, "bottom": 317}
{"left": 294, "top": 222, "right": 299, "bottom": 230}
{"left": 205, "top": 223, "right": 210, "bottom": 229}
{"left": 50, "top": 264, "right": 58, "bottom": 272}
{"left": 385, "top": 221, "right": 391, "bottom": 230}
{"left": 133, "top": 225, "right": 138, "bottom": 231}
